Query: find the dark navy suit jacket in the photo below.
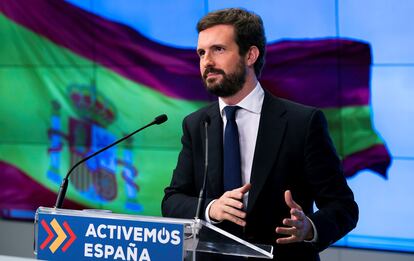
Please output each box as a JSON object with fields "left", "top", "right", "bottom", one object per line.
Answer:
{"left": 162, "top": 91, "right": 358, "bottom": 260}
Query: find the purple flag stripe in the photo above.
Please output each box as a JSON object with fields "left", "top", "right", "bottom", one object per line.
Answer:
{"left": 262, "top": 40, "right": 371, "bottom": 107}
{"left": 1, "top": 0, "right": 369, "bottom": 107}
{"left": 0, "top": 161, "right": 87, "bottom": 218}
{"left": 343, "top": 144, "right": 391, "bottom": 178}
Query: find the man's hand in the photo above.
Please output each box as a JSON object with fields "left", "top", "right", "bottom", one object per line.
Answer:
{"left": 209, "top": 183, "right": 251, "bottom": 226}
{"left": 276, "top": 190, "right": 313, "bottom": 244}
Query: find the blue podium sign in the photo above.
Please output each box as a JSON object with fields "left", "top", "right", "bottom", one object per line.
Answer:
{"left": 36, "top": 212, "right": 184, "bottom": 261}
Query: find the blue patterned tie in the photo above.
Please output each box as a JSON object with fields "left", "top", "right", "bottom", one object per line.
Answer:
{"left": 223, "top": 106, "right": 242, "bottom": 191}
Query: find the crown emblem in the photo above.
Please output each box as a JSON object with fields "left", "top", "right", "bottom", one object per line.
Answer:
{"left": 68, "top": 83, "right": 116, "bottom": 126}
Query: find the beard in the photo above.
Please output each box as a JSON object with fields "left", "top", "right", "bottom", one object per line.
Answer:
{"left": 202, "top": 59, "right": 246, "bottom": 98}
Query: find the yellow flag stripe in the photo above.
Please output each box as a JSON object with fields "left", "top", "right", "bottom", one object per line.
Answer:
{"left": 49, "top": 218, "right": 67, "bottom": 253}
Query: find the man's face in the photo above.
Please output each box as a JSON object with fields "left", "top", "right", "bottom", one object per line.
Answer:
{"left": 197, "top": 24, "right": 246, "bottom": 97}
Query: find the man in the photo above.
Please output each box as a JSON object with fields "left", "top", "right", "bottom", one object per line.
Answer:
{"left": 162, "top": 8, "right": 358, "bottom": 260}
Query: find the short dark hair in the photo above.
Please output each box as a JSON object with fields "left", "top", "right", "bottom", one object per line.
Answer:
{"left": 197, "top": 8, "right": 266, "bottom": 78}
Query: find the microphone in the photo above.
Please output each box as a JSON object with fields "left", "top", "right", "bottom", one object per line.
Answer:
{"left": 54, "top": 114, "right": 168, "bottom": 209}
{"left": 153, "top": 114, "right": 168, "bottom": 125}
{"left": 195, "top": 115, "right": 211, "bottom": 220}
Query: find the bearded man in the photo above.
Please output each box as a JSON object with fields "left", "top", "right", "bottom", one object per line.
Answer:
{"left": 162, "top": 8, "right": 358, "bottom": 261}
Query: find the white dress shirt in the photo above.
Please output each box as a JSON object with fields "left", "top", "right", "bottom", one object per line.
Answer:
{"left": 205, "top": 82, "right": 263, "bottom": 219}
{"left": 218, "top": 82, "right": 264, "bottom": 205}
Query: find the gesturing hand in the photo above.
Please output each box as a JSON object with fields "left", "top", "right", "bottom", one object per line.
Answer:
{"left": 276, "top": 190, "right": 313, "bottom": 244}
{"left": 209, "top": 183, "right": 251, "bottom": 227}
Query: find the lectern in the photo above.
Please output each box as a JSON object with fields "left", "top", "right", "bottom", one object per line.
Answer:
{"left": 34, "top": 207, "right": 273, "bottom": 260}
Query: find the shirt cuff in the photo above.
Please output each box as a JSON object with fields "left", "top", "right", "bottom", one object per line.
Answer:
{"left": 204, "top": 200, "right": 221, "bottom": 224}
{"left": 304, "top": 216, "right": 318, "bottom": 243}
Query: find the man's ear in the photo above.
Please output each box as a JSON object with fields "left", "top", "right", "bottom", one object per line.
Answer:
{"left": 246, "top": 46, "right": 259, "bottom": 66}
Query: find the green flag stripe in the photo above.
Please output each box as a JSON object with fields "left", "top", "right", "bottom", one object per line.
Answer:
{"left": 323, "top": 106, "right": 383, "bottom": 158}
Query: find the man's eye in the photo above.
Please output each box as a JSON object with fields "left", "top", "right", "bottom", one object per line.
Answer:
{"left": 198, "top": 51, "right": 205, "bottom": 57}
{"left": 215, "top": 47, "right": 224, "bottom": 52}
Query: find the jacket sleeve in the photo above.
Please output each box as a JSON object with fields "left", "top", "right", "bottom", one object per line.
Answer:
{"left": 305, "top": 110, "right": 359, "bottom": 251}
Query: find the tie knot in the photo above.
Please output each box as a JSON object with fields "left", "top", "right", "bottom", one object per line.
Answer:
{"left": 224, "top": 106, "right": 240, "bottom": 121}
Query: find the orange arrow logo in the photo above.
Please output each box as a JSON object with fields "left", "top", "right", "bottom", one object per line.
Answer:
{"left": 49, "top": 219, "right": 67, "bottom": 253}
{"left": 39, "top": 219, "right": 76, "bottom": 253}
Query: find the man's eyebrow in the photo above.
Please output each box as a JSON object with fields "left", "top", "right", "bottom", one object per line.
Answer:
{"left": 211, "top": 44, "right": 226, "bottom": 48}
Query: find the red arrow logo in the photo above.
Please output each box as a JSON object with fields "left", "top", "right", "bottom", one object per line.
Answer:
{"left": 61, "top": 221, "right": 76, "bottom": 252}
{"left": 40, "top": 219, "right": 54, "bottom": 250}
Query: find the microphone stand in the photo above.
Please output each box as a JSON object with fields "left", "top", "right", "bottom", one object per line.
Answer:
{"left": 193, "top": 117, "right": 210, "bottom": 244}
{"left": 54, "top": 114, "right": 167, "bottom": 209}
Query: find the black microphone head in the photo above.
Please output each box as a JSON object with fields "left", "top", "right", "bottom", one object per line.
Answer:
{"left": 203, "top": 115, "right": 211, "bottom": 126}
{"left": 154, "top": 114, "right": 168, "bottom": 125}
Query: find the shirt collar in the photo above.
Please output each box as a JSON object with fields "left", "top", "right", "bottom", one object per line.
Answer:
{"left": 219, "top": 82, "right": 264, "bottom": 117}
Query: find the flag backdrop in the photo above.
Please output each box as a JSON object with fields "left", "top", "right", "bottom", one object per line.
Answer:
{"left": 0, "top": 0, "right": 390, "bottom": 219}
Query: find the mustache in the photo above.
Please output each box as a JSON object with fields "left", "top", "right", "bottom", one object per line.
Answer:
{"left": 203, "top": 67, "right": 225, "bottom": 79}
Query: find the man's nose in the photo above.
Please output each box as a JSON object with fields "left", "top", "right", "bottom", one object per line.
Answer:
{"left": 202, "top": 52, "right": 214, "bottom": 68}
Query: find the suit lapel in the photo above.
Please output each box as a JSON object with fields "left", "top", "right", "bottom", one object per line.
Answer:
{"left": 247, "top": 92, "right": 287, "bottom": 214}
{"left": 204, "top": 103, "right": 224, "bottom": 198}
